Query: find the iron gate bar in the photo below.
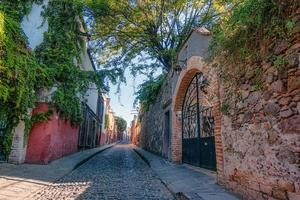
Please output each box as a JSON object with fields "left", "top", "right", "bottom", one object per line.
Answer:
{"left": 79, "top": 103, "right": 102, "bottom": 149}
{"left": 195, "top": 74, "right": 202, "bottom": 165}
{"left": 181, "top": 73, "right": 216, "bottom": 170}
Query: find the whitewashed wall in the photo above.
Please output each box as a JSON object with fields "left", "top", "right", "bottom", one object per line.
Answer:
{"left": 80, "top": 47, "right": 99, "bottom": 114}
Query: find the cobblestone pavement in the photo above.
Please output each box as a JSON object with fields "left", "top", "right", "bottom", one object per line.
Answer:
{"left": 30, "top": 144, "right": 173, "bottom": 200}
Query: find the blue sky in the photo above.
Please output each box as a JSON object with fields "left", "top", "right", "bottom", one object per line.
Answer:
{"left": 108, "top": 69, "right": 146, "bottom": 126}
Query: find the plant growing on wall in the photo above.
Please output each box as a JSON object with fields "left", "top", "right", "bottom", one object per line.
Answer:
{"left": 208, "top": 0, "right": 298, "bottom": 112}
{"left": 0, "top": 0, "right": 121, "bottom": 157}
{"left": 0, "top": 0, "right": 43, "bottom": 157}
{"left": 134, "top": 74, "right": 166, "bottom": 111}
{"left": 209, "top": 0, "right": 298, "bottom": 79}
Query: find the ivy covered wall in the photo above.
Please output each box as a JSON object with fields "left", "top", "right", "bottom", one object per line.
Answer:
{"left": 0, "top": 0, "right": 118, "bottom": 159}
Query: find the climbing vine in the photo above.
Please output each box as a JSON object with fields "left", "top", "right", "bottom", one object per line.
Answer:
{"left": 134, "top": 74, "right": 166, "bottom": 111}
{"left": 35, "top": 0, "right": 121, "bottom": 125}
{"left": 0, "top": 0, "right": 121, "bottom": 158}
{"left": 209, "top": 0, "right": 299, "bottom": 111}
{"left": 209, "top": 0, "right": 298, "bottom": 83}
{"left": 0, "top": 0, "right": 42, "bottom": 157}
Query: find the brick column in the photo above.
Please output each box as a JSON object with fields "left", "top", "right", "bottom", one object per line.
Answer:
{"left": 171, "top": 110, "right": 182, "bottom": 163}
{"left": 212, "top": 80, "right": 225, "bottom": 184}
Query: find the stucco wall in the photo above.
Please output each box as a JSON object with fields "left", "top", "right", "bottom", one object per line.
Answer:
{"left": 26, "top": 103, "right": 79, "bottom": 164}
{"left": 80, "top": 46, "right": 99, "bottom": 114}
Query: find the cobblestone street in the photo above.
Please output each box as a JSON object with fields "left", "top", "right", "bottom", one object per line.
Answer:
{"left": 30, "top": 144, "right": 173, "bottom": 200}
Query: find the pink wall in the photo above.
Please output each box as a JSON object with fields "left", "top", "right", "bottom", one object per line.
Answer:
{"left": 25, "top": 103, "right": 79, "bottom": 164}
{"left": 100, "top": 132, "right": 107, "bottom": 146}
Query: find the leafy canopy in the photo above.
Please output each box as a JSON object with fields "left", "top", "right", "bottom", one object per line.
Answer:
{"left": 115, "top": 116, "right": 127, "bottom": 133}
{"left": 134, "top": 74, "right": 166, "bottom": 111}
{"left": 85, "top": 0, "right": 216, "bottom": 73}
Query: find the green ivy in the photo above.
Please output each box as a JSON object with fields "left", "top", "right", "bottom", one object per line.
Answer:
{"left": 209, "top": 0, "right": 296, "bottom": 61}
{"left": 35, "top": 0, "right": 122, "bottom": 125}
{"left": 134, "top": 74, "right": 166, "bottom": 111}
{"left": 0, "top": 0, "right": 42, "bottom": 157}
{"left": 0, "top": 0, "right": 121, "bottom": 158}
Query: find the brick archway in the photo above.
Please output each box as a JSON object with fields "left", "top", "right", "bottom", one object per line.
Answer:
{"left": 171, "top": 62, "right": 224, "bottom": 180}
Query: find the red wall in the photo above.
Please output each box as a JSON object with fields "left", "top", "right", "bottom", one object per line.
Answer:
{"left": 100, "top": 132, "right": 107, "bottom": 146}
{"left": 25, "top": 103, "right": 79, "bottom": 164}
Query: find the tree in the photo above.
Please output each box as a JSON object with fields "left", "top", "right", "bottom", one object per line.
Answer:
{"left": 115, "top": 116, "right": 127, "bottom": 133}
{"left": 134, "top": 74, "right": 165, "bottom": 111}
{"left": 84, "top": 0, "right": 216, "bottom": 73}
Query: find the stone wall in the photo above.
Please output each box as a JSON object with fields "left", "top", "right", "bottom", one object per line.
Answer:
{"left": 138, "top": 72, "right": 178, "bottom": 158}
{"left": 138, "top": 26, "right": 300, "bottom": 200}
{"left": 220, "top": 37, "right": 300, "bottom": 199}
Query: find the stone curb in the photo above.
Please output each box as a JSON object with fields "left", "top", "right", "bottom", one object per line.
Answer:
{"left": 72, "top": 143, "right": 114, "bottom": 171}
{"left": 133, "top": 147, "right": 190, "bottom": 200}
{"left": 133, "top": 146, "right": 240, "bottom": 200}
{"left": 133, "top": 148, "right": 151, "bottom": 166}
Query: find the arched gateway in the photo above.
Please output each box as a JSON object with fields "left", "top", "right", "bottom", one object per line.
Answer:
{"left": 171, "top": 64, "right": 223, "bottom": 176}
{"left": 181, "top": 72, "right": 216, "bottom": 170}
{"left": 170, "top": 28, "right": 224, "bottom": 177}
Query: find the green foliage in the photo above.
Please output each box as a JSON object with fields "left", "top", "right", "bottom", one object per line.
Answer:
{"left": 0, "top": 0, "right": 121, "bottom": 157}
{"left": 34, "top": 0, "right": 87, "bottom": 124}
{"left": 34, "top": 0, "right": 122, "bottom": 125}
{"left": 0, "top": 0, "right": 42, "bottom": 157}
{"left": 272, "top": 55, "right": 288, "bottom": 70}
{"left": 85, "top": 0, "right": 217, "bottom": 73}
{"left": 208, "top": 0, "right": 298, "bottom": 94}
{"left": 115, "top": 116, "right": 127, "bottom": 133}
{"left": 210, "top": 0, "right": 297, "bottom": 61}
{"left": 134, "top": 74, "right": 166, "bottom": 111}
{"left": 220, "top": 103, "right": 230, "bottom": 115}
{"left": 104, "top": 114, "right": 109, "bottom": 129}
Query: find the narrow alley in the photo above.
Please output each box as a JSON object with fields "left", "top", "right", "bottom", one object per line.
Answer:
{"left": 30, "top": 144, "right": 173, "bottom": 200}
{"left": 1, "top": 1, "right": 299, "bottom": 200}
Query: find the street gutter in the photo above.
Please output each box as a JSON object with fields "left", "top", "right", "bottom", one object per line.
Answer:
{"left": 72, "top": 144, "right": 114, "bottom": 170}
{"left": 133, "top": 147, "right": 190, "bottom": 200}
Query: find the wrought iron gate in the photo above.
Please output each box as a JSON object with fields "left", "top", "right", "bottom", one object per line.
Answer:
{"left": 78, "top": 104, "right": 102, "bottom": 149}
{"left": 182, "top": 73, "right": 216, "bottom": 171}
{"left": 0, "top": 120, "right": 7, "bottom": 161}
